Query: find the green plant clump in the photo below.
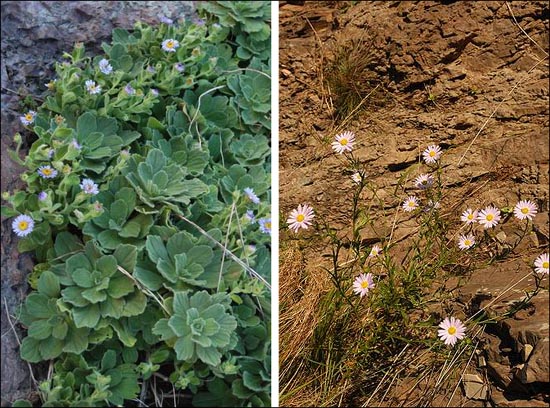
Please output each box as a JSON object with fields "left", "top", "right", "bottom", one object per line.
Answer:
{"left": 4, "top": 2, "right": 271, "bottom": 406}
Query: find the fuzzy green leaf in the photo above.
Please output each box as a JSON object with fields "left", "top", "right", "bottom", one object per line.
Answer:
{"left": 20, "top": 337, "right": 42, "bottom": 363}
{"left": 122, "top": 291, "right": 147, "bottom": 317}
{"left": 51, "top": 321, "right": 68, "bottom": 340}
{"left": 102, "top": 349, "right": 117, "bottom": 371}
{"left": 113, "top": 244, "right": 137, "bottom": 272}
{"left": 28, "top": 319, "right": 53, "bottom": 340}
{"left": 38, "top": 335, "right": 64, "bottom": 360}
{"left": 72, "top": 268, "right": 94, "bottom": 288}
{"left": 174, "top": 334, "right": 195, "bottom": 362}
{"left": 119, "top": 221, "right": 141, "bottom": 238}
{"left": 37, "top": 270, "right": 60, "bottom": 298}
{"left": 152, "top": 319, "right": 175, "bottom": 341}
{"left": 195, "top": 345, "right": 222, "bottom": 366}
{"left": 145, "top": 235, "right": 168, "bottom": 264}
{"left": 66, "top": 253, "right": 92, "bottom": 276}
{"left": 72, "top": 304, "right": 101, "bottom": 328}
{"left": 107, "top": 275, "right": 135, "bottom": 299}
{"left": 62, "top": 326, "right": 89, "bottom": 354}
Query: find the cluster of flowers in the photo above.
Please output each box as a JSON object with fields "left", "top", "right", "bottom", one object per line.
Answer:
{"left": 286, "top": 130, "right": 549, "bottom": 348}
{"left": 11, "top": 176, "right": 99, "bottom": 238}
{"left": 457, "top": 200, "right": 537, "bottom": 250}
{"left": 243, "top": 187, "right": 271, "bottom": 236}
{"left": 13, "top": 30, "right": 207, "bottom": 239}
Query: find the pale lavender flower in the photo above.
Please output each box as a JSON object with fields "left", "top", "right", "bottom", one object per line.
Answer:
{"left": 98, "top": 58, "right": 113, "bottom": 75}
{"left": 37, "top": 165, "right": 57, "bottom": 179}
{"left": 422, "top": 145, "right": 442, "bottom": 164}
{"left": 12, "top": 214, "right": 34, "bottom": 237}
{"left": 20, "top": 110, "right": 37, "bottom": 126}
{"left": 352, "top": 273, "right": 375, "bottom": 297}
{"left": 458, "top": 234, "right": 475, "bottom": 250}
{"left": 461, "top": 209, "right": 478, "bottom": 225}
{"left": 402, "top": 196, "right": 419, "bottom": 212}
{"left": 244, "top": 187, "right": 260, "bottom": 204}
{"left": 174, "top": 62, "right": 185, "bottom": 72}
{"left": 124, "top": 84, "right": 136, "bottom": 95}
{"left": 161, "top": 38, "right": 179, "bottom": 52}
{"left": 477, "top": 206, "right": 501, "bottom": 229}
{"left": 258, "top": 218, "right": 271, "bottom": 235}
{"left": 80, "top": 178, "right": 99, "bottom": 195}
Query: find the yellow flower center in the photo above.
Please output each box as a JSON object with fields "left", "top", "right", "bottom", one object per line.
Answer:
{"left": 408, "top": 201, "right": 416, "bottom": 207}
{"left": 264, "top": 222, "right": 271, "bottom": 229}
{"left": 361, "top": 281, "right": 369, "bottom": 289}
{"left": 486, "top": 214, "right": 494, "bottom": 221}
{"left": 18, "top": 221, "right": 29, "bottom": 231}
{"left": 448, "top": 326, "right": 456, "bottom": 335}
{"left": 340, "top": 138, "right": 348, "bottom": 146}
{"left": 543, "top": 261, "right": 549, "bottom": 269}
{"left": 296, "top": 214, "right": 305, "bottom": 222}
{"left": 521, "top": 207, "right": 529, "bottom": 214}
{"left": 25, "top": 113, "right": 33, "bottom": 121}
{"left": 464, "top": 240, "right": 471, "bottom": 246}
{"left": 467, "top": 214, "right": 474, "bottom": 220}
{"left": 42, "top": 168, "right": 52, "bottom": 176}
{"left": 167, "top": 41, "right": 174, "bottom": 48}
{"left": 429, "top": 151, "right": 436, "bottom": 157}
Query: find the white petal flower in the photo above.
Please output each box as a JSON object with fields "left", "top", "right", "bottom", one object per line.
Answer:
{"left": 513, "top": 200, "right": 537, "bottom": 221}
{"left": 331, "top": 131, "right": 355, "bottom": 154}
{"left": 402, "top": 196, "right": 419, "bottom": 212}
{"left": 162, "top": 38, "right": 179, "bottom": 52}
{"left": 422, "top": 145, "right": 442, "bottom": 164}
{"left": 414, "top": 173, "right": 434, "bottom": 189}
{"left": 458, "top": 234, "right": 475, "bottom": 250}
{"left": 37, "top": 165, "right": 57, "bottom": 179}
{"left": 352, "top": 273, "right": 375, "bottom": 297}
{"left": 20, "top": 110, "right": 37, "bottom": 126}
{"left": 438, "top": 317, "right": 466, "bottom": 346}
{"left": 477, "top": 206, "right": 501, "bottom": 229}
{"left": 460, "top": 208, "right": 478, "bottom": 225}
{"left": 85, "top": 80, "right": 101, "bottom": 95}
{"left": 534, "top": 253, "right": 549, "bottom": 275}
{"left": 287, "top": 204, "right": 315, "bottom": 233}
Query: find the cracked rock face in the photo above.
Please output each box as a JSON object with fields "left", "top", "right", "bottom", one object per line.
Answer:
{"left": 0, "top": 2, "right": 195, "bottom": 404}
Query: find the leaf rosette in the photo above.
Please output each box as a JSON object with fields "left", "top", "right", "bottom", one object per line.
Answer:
{"left": 153, "top": 290, "right": 238, "bottom": 367}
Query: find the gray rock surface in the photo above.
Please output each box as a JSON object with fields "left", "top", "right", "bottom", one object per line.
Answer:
{"left": 1, "top": 2, "right": 195, "bottom": 405}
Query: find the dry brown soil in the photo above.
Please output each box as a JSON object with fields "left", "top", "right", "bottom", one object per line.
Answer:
{"left": 279, "top": 1, "right": 549, "bottom": 406}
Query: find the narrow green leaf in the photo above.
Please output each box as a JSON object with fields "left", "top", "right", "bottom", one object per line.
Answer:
{"left": 101, "top": 349, "right": 117, "bottom": 371}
